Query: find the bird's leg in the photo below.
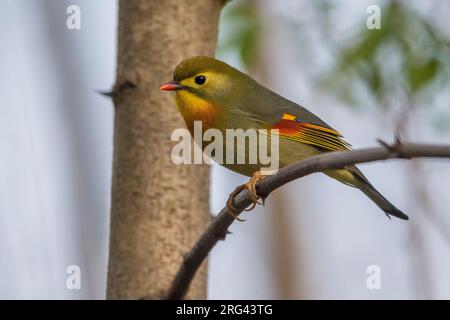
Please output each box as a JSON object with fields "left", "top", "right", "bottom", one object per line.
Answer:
{"left": 226, "top": 171, "right": 266, "bottom": 221}
{"left": 244, "top": 171, "right": 265, "bottom": 207}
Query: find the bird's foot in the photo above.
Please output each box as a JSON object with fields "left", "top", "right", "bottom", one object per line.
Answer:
{"left": 226, "top": 171, "right": 266, "bottom": 221}
{"left": 226, "top": 184, "right": 247, "bottom": 221}
{"left": 245, "top": 171, "right": 265, "bottom": 207}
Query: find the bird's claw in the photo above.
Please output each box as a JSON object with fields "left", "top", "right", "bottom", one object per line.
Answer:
{"left": 226, "top": 184, "right": 247, "bottom": 222}
{"left": 226, "top": 171, "right": 266, "bottom": 221}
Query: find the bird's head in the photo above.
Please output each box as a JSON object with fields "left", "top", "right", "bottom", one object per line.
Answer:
{"left": 160, "top": 57, "right": 253, "bottom": 124}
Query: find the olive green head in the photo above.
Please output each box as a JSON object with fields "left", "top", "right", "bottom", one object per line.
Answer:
{"left": 160, "top": 56, "right": 255, "bottom": 105}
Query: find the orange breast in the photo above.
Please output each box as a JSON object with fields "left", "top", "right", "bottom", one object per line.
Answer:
{"left": 175, "top": 91, "right": 220, "bottom": 133}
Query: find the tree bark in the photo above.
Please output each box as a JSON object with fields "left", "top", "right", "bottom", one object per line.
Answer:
{"left": 107, "top": 0, "right": 222, "bottom": 299}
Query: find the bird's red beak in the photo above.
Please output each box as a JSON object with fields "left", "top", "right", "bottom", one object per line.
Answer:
{"left": 160, "top": 81, "right": 183, "bottom": 91}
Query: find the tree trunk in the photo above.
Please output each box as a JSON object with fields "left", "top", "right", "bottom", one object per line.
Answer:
{"left": 107, "top": 0, "right": 222, "bottom": 299}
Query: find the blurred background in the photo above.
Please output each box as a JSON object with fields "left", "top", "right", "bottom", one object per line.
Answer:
{"left": 1, "top": 0, "right": 449, "bottom": 299}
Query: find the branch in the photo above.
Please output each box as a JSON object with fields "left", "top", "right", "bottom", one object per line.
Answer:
{"left": 164, "top": 141, "right": 450, "bottom": 299}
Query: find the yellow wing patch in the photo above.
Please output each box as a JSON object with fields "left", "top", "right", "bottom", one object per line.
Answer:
{"left": 282, "top": 113, "right": 297, "bottom": 121}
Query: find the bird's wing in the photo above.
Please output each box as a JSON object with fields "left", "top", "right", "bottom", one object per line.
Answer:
{"left": 271, "top": 113, "right": 352, "bottom": 151}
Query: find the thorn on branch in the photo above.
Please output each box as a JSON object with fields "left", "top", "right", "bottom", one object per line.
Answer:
{"left": 377, "top": 138, "right": 393, "bottom": 150}
{"left": 377, "top": 137, "right": 414, "bottom": 159}
{"left": 261, "top": 196, "right": 267, "bottom": 206}
{"left": 394, "top": 131, "right": 403, "bottom": 145}
{"left": 377, "top": 138, "right": 400, "bottom": 157}
{"left": 97, "top": 80, "right": 137, "bottom": 100}
{"left": 392, "top": 133, "right": 413, "bottom": 159}
{"left": 97, "top": 89, "right": 115, "bottom": 98}
{"left": 215, "top": 229, "right": 232, "bottom": 241}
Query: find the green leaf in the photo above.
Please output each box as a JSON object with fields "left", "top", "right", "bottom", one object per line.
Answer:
{"left": 407, "top": 58, "right": 439, "bottom": 92}
{"left": 340, "top": 28, "right": 389, "bottom": 67}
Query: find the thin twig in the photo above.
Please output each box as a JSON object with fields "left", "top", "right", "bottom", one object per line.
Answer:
{"left": 164, "top": 141, "right": 450, "bottom": 300}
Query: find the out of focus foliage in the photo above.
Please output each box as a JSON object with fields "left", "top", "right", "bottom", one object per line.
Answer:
{"left": 323, "top": 2, "right": 450, "bottom": 118}
{"left": 217, "top": 1, "right": 450, "bottom": 129}
{"left": 217, "top": 0, "right": 261, "bottom": 71}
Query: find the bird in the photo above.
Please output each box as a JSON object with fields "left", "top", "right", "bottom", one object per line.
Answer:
{"left": 160, "top": 56, "right": 408, "bottom": 221}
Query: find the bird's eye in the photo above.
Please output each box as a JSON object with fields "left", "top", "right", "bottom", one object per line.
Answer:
{"left": 194, "top": 75, "right": 206, "bottom": 85}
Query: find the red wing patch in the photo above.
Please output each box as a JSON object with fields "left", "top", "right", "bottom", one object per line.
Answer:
{"left": 272, "top": 113, "right": 352, "bottom": 151}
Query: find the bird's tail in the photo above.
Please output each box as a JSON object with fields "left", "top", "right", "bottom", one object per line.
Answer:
{"left": 355, "top": 176, "right": 409, "bottom": 220}
{"left": 325, "top": 167, "right": 409, "bottom": 220}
